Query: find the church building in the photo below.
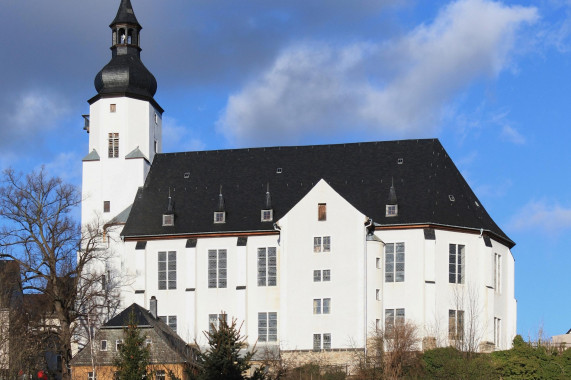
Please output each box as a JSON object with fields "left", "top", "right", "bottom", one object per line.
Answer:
{"left": 81, "top": 0, "right": 517, "bottom": 358}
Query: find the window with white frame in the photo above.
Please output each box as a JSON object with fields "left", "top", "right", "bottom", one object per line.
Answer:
{"left": 313, "top": 299, "right": 321, "bottom": 314}
{"left": 376, "top": 257, "right": 381, "bottom": 269}
{"left": 88, "top": 372, "right": 96, "bottom": 380}
{"left": 160, "top": 315, "right": 177, "bottom": 333}
{"left": 158, "top": 251, "right": 176, "bottom": 290}
{"left": 258, "top": 312, "right": 277, "bottom": 342}
{"left": 155, "top": 370, "right": 165, "bottom": 380}
{"left": 313, "top": 333, "right": 331, "bottom": 350}
{"left": 313, "top": 236, "right": 331, "bottom": 253}
{"left": 258, "top": 247, "right": 277, "bottom": 286}
{"left": 116, "top": 339, "right": 123, "bottom": 351}
{"left": 213, "top": 211, "right": 226, "bottom": 223}
{"left": 208, "top": 313, "right": 227, "bottom": 333}
{"left": 385, "top": 242, "right": 405, "bottom": 282}
{"left": 108, "top": 133, "right": 119, "bottom": 158}
{"left": 313, "top": 298, "right": 330, "bottom": 314}
{"left": 376, "top": 289, "right": 381, "bottom": 300}
{"left": 313, "top": 334, "right": 321, "bottom": 350}
{"left": 494, "top": 253, "right": 501, "bottom": 293}
{"left": 448, "top": 309, "right": 464, "bottom": 341}
{"left": 385, "top": 308, "right": 405, "bottom": 335}
{"left": 386, "top": 204, "right": 398, "bottom": 217}
{"left": 208, "top": 249, "right": 227, "bottom": 288}
{"left": 313, "top": 269, "right": 331, "bottom": 282}
{"left": 449, "top": 244, "right": 465, "bottom": 284}
{"left": 494, "top": 317, "right": 501, "bottom": 348}
{"left": 100, "top": 340, "right": 107, "bottom": 351}
{"left": 261, "top": 209, "right": 273, "bottom": 222}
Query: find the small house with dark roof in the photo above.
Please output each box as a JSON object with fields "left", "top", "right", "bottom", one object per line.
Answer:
{"left": 79, "top": 0, "right": 517, "bottom": 370}
{"left": 70, "top": 303, "right": 196, "bottom": 380}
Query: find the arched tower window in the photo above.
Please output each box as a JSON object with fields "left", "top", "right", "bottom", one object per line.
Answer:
{"left": 127, "top": 29, "right": 133, "bottom": 44}
{"left": 119, "top": 28, "right": 126, "bottom": 44}
{"left": 112, "top": 30, "right": 117, "bottom": 45}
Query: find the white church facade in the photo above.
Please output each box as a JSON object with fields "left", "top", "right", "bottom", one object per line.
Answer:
{"left": 81, "top": 0, "right": 517, "bottom": 355}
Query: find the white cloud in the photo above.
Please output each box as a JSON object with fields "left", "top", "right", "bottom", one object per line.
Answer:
{"left": 500, "top": 124, "right": 526, "bottom": 144}
{"left": 217, "top": 0, "right": 538, "bottom": 146}
{"left": 9, "top": 90, "right": 70, "bottom": 134}
{"left": 163, "top": 116, "right": 206, "bottom": 152}
{"left": 40, "top": 152, "right": 83, "bottom": 186}
{"left": 509, "top": 199, "right": 571, "bottom": 235}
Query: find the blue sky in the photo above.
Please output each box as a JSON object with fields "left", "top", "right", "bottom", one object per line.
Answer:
{"left": 1, "top": 0, "right": 570, "bottom": 339}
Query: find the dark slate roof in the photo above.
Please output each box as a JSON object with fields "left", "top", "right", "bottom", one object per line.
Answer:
{"left": 111, "top": 0, "right": 140, "bottom": 27}
{"left": 72, "top": 303, "right": 193, "bottom": 366}
{"left": 122, "top": 139, "right": 514, "bottom": 247}
{"left": 105, "top": 303, "right": 153, "bottom": 327}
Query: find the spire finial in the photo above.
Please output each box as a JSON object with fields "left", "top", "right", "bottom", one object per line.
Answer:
{"left": 217, "top": 186, "right": 225, "bottom": 212}
{"left": 265, "top": 183, "right": 272, "bottom": 210}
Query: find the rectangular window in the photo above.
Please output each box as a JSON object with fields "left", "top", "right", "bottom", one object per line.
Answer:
{"left": 313, "top": 237, "right": 322, "bottom": 252}
{"left": 313, "top": 299, "right": 321, "bottom": 314}
{"left": 385, "top": 243, "right": 405, "bottom": 282}
{"left": 313, "top": 236, "right": 331, "bottom": 253}
{"left": 376, "top": 257, "right": 381, "bottom": 269}
{"left": 160, "top": 315, "right": 177, "bottom": 333}
{"left": 313, "top": 270, "right": 321, "bottom": 282}
{"left": 322, "top": 269, "right": 330, "bottom": 281}
{"left": 494, "top": 317, "right": 501, "bottom": 348}
{"left": 88, "top": 372, "right": 96, "bottom": 380}
{"left": 261, "top": 209, "right": 273, "bottom": 222}
{"left": 116, "top": 339, "right": 123, "bottom": 351}
{"left": 257, "top": 247, "right": 277, "bottom": 286}
{"left": 318, "top": 203, "right": 326, "bottom": 221}
{"left": 385, "top": 308, "right": 405, "bottom": 335}
{"left": 103, "top": 201, "right": 110, "bottom": 213}
{"left": 313, "top": 334, "right": 321, "bottom": 350}
{"left": 100, "top": 340, "right": 107, "bottom": 351}
{"left": 323, "top": 333, "right": 331, "bottom": 349}
{"left": 208, "top": 249, "right": 227, "bottom": 288}
{"left": 108, "top": 133, "right": 119, "bottom": 158}
{"left": 323, "top": 236, "right": 331, "bottom": 252}
{"left": 494, "top": 253, "right": 501, "bottom": 293}
{"left": 213, "top": 211, "right": 226, "bottom": 223}
{"left": 323, "top": 298, "right": 331, "bottom": 314}
{"left": 155, "top": 371, "right": 165, "bottom": 380}
{"left": 158, "top": 251, "right": 176, "bottom": 290}
{"left": 448, "top": 310, "right": 464, "bottom": 341}
{"left": 449, "top": 244, "right": 465, "bottom": 284}
{"left": 376, "top": 289, "right": 381, "bottom": 301}
{"left": 258, "top": 312, "right": 278, "bottom": 342}
{"left": 110, "top": 104, "right": 116, "bottom": 112}
{"left": 208, "top": 313, "right": 227, "bottom": 333}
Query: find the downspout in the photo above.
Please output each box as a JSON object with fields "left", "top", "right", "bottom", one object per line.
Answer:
{"left": 363, "top": 218, "right": 374, "bottom": 357}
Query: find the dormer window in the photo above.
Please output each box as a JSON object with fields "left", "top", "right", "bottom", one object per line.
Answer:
{"left": 163, "top": 214, "right": 174, "bottom": 226}
{"left": 261, "top": 209, "right": 273, "bottom": 222}
{"left": 214, "top": 211, "right": 226, "bottom": 224}
{"left": 386, "top": 204, "right": 398, "bottom": 217}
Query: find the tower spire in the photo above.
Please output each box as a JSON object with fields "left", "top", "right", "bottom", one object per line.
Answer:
{"left": 111, "top": 0, "right": 141, "bottom": 27}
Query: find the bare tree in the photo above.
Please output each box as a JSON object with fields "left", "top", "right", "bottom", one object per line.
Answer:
{"left": 353, "top": 321, "right": 420, "bottom": 380}
{"left": 0, "top": 168, "right": 117, "bottom": 380}
{"left": 450, "top": 283, "right": 482, "bottom": 356}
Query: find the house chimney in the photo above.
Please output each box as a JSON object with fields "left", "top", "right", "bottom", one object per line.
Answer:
{"left": 150, "top": 296, "right": 157, "bottom": 318}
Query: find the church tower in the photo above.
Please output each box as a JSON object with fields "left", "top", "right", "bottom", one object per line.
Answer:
{"left": 82, "top": 0, "right": 162, "bottom": 225}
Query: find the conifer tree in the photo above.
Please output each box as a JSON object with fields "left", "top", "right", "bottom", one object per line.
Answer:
{"left": 114, "top": 310, "right": 150, "bottom": 380}
{"left": 193, "top": 316, "right": 266, "bottom": 380}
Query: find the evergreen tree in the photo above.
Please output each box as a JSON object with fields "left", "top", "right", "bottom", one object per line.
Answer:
{"left": 192, "top": 316, "right": 266, "bottom": 380}
{"left": 114, "top": 310, "right": 150, "bottom": 380}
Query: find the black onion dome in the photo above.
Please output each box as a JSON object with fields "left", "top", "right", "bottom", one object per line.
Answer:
{"left": 92, "top": 0, "right": 157, "bottom": 101}
{"left": 94, "top": 54, "right": 157, "bottom": 99}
